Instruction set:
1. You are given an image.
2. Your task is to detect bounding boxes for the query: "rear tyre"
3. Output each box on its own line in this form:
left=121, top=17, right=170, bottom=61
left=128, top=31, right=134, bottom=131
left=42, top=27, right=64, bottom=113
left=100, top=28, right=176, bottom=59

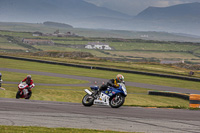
left=25, top=95, right=31, bottom=99
left=25, top=91, right=32, bottom=99
left=82, top=94, right=94, bottom=107
left=109, top=93, right=125, bottom=108
left=16, top=91, right=21, bottom=99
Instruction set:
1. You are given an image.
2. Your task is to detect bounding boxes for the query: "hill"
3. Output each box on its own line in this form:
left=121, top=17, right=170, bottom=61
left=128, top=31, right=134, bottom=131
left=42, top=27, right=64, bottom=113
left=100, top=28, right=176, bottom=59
left=136, top=2, right=200, bottom=21
left=43, top=21, right=73, bottom=28
left=0, top=0, right=130, bottom=26
left=1, top=22, right=200, bottom=42
left=133, top=2, right=200, bottom=36
left=0, top=1, right=200, bottom=36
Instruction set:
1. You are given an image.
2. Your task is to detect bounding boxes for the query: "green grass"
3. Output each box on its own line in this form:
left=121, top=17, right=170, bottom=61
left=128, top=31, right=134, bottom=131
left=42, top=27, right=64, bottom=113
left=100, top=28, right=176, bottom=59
left=109, top=42, right=199, bottom=51
left=0, top=125, right=131, bottom=133
left=0, top=84, right=189, bottom=108
left=0, top=85, right=85, bottom=103
left=0, top=36, right=27, bottom=50
left=0, top=23, right=198, bottom=133
left=126, top=94, right=188, bottom=108
left=1, top=71, right=88, bottom=84
left=108, top=51, right=199, bottom=60
left=1, top=22, right=200, bottom=43
left=1, top=58, right=200, bottom=90
left=28, top=55, right=199, bottom=77
left=35, top=38, right=200, bottom=62
left=0, top=56, right=197, bottom=109
left=1, top=30, right=200, bottom=63
left=54, top=40, right=89, bottom=45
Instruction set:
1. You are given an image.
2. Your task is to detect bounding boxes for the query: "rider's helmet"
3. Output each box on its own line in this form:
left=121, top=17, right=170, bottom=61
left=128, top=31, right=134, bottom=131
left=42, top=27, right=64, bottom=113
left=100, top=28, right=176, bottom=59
left=27, top=75, right=31, bottom=79
left=116, top=74, right=124, bottom=83
left=26, top=75, right=31, bottom=84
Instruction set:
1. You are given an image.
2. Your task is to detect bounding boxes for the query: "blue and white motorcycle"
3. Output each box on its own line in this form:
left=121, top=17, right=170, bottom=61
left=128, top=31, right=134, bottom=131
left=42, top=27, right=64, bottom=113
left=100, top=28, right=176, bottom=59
left=82, top=83, right=127, bottom=108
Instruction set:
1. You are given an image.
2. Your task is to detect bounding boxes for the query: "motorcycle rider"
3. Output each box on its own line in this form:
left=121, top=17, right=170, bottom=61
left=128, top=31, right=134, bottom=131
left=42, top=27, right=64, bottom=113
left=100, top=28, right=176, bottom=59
left=97, top=74, right=125, bottom=94
left=21, top=75, right=35, bottom=99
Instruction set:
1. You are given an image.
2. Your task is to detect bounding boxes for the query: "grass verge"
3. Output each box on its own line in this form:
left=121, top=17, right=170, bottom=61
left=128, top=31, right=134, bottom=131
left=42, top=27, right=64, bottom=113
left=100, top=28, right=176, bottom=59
left=1, top=71, right=88, bottom=84
left=1, top=58, right=200, bottom=91
left=0, top=57, right=194, bottom=109
left=1, top=85, right=190, bottom=108
left=0, top=125, right=132, bottom=133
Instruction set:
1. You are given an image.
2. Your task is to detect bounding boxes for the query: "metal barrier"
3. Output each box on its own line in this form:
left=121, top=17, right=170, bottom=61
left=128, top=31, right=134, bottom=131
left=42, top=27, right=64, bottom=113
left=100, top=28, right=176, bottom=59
left=148, top=90, right=190, bottom=100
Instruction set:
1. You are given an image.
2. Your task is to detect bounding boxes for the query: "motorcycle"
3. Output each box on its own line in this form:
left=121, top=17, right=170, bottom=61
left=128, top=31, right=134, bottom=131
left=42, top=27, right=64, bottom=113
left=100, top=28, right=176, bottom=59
left=16, top=82, right=34, bottom=99
left=82, top=83, right=127, bottom=108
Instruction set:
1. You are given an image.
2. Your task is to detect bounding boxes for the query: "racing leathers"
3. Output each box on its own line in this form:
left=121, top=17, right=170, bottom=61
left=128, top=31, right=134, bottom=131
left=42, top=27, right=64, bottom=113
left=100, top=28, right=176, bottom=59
left=99, top=79, right=120, bottom=92
left=21, top=77, right=34, bottom=99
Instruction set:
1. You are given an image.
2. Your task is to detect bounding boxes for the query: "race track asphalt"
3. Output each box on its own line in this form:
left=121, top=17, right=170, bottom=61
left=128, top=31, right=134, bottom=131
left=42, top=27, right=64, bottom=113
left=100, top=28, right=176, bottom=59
left=0, top=68, right=200, bottom=133
left=0, top=98, right=200, bottom=133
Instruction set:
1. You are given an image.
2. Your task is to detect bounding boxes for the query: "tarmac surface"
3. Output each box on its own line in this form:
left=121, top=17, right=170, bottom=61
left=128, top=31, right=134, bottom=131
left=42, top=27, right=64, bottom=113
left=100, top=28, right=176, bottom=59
left=0, top=98, right=200, bottom=133
left=0, top=68, right=200, bottom=132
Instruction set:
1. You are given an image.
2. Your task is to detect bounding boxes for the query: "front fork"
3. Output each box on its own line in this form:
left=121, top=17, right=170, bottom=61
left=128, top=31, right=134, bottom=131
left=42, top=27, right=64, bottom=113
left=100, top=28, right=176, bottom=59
left=113, top=94, right=120, bottom=102
left=20, top=91, right=23, bottom=95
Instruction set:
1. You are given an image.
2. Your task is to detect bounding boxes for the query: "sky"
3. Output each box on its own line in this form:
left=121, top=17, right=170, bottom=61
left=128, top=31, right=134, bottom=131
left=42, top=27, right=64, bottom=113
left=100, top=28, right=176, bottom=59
left=84, top=0, right=200, bottom=16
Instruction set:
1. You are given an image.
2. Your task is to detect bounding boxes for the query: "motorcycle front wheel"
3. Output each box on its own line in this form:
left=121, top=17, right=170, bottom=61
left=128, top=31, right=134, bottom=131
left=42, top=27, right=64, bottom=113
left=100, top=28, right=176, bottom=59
left=16, top=91, right=21, bottom=99
left=82, top=94, right=94, bottom=106
left=109, top=93, right=125, bottom=108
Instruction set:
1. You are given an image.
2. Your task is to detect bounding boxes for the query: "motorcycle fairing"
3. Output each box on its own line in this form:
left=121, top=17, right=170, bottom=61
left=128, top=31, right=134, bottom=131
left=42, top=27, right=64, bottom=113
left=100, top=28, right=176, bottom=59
left=90, top=86, right=99, bottom=91
left=102, top=87, right=122, bottom=97
left=23, top=89, right=29, bottom=96
left=94, top=92, right=110, bottom=106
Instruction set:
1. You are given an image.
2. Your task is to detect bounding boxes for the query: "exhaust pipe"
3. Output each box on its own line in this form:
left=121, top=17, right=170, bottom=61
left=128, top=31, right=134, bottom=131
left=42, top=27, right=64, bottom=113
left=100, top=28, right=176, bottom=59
left=84, top=89, right=92, bottom=95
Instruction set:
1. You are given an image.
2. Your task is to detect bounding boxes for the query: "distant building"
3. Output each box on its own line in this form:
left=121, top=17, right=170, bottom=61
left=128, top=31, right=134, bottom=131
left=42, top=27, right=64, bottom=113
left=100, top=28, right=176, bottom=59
left=160, top=60, right=184, bottom=64
left=22, top=39, right=54, bottom=45
left=32, top=32, right=43, bottom=36
left=140, top=35, right=149, bottom=38
left=39, top=30, right=78, bottom=37
left=85, top=41, right=112, bottom=50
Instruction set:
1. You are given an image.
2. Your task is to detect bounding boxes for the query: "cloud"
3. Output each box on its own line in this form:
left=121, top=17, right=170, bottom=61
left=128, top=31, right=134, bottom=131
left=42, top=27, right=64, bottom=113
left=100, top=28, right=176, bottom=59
left=84, top=0, right=200, bottom=16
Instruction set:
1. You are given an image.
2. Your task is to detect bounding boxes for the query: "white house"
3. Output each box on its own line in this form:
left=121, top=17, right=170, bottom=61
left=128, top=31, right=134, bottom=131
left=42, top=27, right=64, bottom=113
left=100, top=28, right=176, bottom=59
left=85, top=45, right=93, bottom=49
left=85, top=42, right=112, bottom=50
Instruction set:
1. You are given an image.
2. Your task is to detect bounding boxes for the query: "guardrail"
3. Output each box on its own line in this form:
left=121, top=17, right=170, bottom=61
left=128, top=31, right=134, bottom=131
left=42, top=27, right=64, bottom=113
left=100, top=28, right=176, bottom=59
left=148, top=90, right=190, bottom=100
left=148, top=91, right=200, bottom=108
left=0, top=55, right=200, bottom=82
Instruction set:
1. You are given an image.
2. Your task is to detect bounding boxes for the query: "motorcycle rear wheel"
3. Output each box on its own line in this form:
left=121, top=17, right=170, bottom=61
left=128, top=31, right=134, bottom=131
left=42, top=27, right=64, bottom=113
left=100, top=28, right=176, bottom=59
left=82, top=94, right=94, bottom=106
left=109, top=93, right=125, bottom=108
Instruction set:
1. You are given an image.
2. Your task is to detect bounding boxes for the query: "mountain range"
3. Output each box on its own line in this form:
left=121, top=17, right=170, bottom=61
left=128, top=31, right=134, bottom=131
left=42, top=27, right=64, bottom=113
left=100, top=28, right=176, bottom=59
left=0, top=0, right=200, bottom=36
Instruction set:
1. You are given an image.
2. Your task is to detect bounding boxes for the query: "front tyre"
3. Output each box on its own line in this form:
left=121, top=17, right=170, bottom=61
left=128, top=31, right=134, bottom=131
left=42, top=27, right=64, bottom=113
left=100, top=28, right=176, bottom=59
left=16, top=91, right=21, bottom=99
left=109, top=93, right=125, bottom=108
left=82, top=94, right=94, bottom=107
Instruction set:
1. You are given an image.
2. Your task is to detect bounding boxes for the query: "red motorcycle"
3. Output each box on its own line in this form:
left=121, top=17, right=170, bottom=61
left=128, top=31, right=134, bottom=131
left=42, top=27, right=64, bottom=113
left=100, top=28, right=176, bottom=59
left=16, top=82, right=33, bottom=99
